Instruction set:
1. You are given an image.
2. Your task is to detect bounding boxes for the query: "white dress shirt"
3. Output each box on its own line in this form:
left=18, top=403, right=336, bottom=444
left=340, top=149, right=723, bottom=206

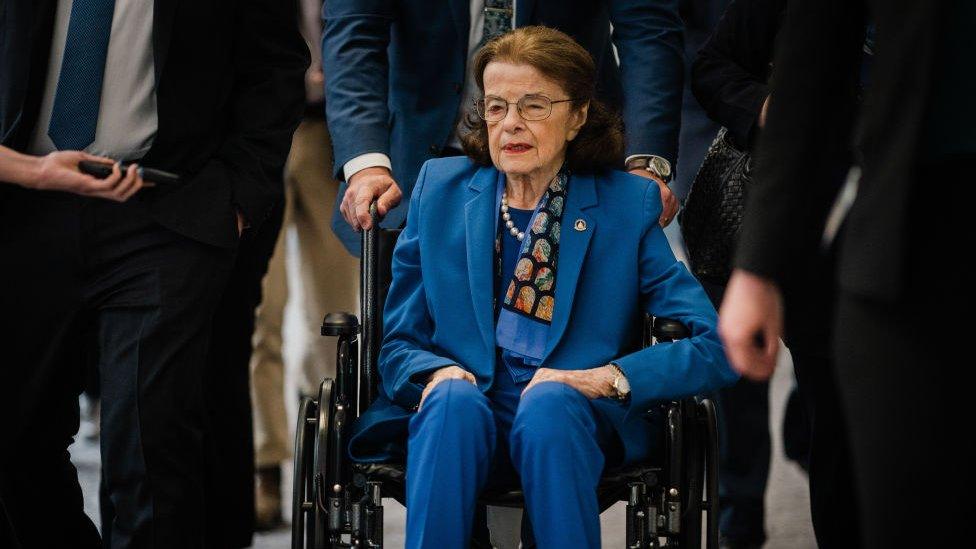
left=29, top=0, right=158, bottom=161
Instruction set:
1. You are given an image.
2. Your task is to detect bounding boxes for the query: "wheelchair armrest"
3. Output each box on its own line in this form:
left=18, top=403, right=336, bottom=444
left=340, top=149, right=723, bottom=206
left=652, top=317, right=690, bottom=342
left=320, top=312, right=362, bottom=417
left=322, top=311, right=360, bottom=337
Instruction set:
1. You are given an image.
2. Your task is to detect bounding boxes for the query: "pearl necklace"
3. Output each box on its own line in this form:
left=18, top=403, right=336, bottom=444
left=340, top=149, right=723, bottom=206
left=500, top=192, right=526, bottom=241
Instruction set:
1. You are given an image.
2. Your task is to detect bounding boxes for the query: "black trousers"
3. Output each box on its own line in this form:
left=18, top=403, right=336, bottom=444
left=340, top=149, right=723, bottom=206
left=202, top=201, right=283, bottom=549
left=833, top=157, right=970, bottom=547
left=98, top=202, right=284, bottom=549
left=780, top=249, right=860, bottom=549
left=0, top=188, right=234, bottom=548
left=834, top=294, right=967, bottom=547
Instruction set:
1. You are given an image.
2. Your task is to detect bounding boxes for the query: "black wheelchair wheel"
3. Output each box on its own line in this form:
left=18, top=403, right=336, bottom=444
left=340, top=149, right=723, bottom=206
left=292, top=397, right=317, bottom=549
left=312, top=379, right=336, bottom=549
left=678, top=399, right=705, bottom=548
left=701, top=398, right=720, bottom=549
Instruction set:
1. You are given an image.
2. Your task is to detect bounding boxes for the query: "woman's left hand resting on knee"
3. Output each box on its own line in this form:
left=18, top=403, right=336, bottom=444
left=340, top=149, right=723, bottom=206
left=419, top=365, right=477, bottom=410
left=523, top=367, right=616, bottom=399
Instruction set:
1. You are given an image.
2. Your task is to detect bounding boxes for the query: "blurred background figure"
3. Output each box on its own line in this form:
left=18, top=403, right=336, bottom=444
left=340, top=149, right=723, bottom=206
left=248, top=0, right=360, bottom=531
left=682, top=1, right=830, bottom=547
left=720, top=0, right=973, bottom=546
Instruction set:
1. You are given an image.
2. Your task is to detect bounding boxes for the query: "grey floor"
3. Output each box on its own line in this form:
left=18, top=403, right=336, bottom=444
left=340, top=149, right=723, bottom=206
left=71, top=224, right=817, bottom=548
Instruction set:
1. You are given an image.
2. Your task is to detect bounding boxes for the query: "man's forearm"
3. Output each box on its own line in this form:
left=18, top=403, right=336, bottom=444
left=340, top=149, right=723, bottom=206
left=0, top=145, right=39, bottom=186
left=322, top=1, right=395, bottom=181
left=610, top=0, right=684, bottom=163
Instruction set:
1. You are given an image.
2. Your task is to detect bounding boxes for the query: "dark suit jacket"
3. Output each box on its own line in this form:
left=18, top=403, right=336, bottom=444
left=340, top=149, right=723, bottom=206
left=734, top=0, right=942, bottom=301
left=0, top=0, right=310, bottom=249
left=691, top=0, right=785, bottom=149
left=322, top=0, right=685, bottom=252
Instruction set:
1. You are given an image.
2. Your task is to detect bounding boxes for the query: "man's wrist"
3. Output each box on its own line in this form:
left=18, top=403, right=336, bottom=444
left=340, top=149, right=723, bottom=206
left=628, top=168, right=665, bottom=186
left=8, top=151, right=42, bottom=188
left=625, top=154, right=672, bottom=184
left=349, top=166, right=392, bottom=184
left=344, top=152, right=392, bottom=181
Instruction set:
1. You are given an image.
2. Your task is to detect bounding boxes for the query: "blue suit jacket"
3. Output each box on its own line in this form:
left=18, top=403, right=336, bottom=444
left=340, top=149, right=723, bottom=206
left=348, top=157, right=737, bottom=464
left=323, top=0, right=685, bottom=254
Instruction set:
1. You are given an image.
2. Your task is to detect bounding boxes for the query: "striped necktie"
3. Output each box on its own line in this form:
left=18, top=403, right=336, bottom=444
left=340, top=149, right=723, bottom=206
left=48, top=0, right=117, bottom=151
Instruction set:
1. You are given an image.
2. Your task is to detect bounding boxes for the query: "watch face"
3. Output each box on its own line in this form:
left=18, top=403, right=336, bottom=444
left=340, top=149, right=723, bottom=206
left=650, top=156, right=671, bottom=178
left=618, top=376, right=631, bottom=395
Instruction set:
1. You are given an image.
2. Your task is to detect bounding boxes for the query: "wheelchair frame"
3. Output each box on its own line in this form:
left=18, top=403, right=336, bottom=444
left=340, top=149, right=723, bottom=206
left=292, top=207, right=720, bottom=548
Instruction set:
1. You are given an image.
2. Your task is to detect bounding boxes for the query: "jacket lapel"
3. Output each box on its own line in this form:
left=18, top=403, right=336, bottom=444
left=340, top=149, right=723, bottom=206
left=464, top=166, right=500, bottom=354
left=543, top=173, right=597, bottom=360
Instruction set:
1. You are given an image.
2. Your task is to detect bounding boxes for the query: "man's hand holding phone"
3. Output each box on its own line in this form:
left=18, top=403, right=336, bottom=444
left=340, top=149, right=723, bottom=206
left=0, top=145, right=144, bottom=202
left=36, top=151, right=145, bottom=202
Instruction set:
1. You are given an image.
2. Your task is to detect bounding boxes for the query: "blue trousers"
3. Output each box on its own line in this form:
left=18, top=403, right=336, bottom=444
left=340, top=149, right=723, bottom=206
left=405, top=372, right=620, bottom=548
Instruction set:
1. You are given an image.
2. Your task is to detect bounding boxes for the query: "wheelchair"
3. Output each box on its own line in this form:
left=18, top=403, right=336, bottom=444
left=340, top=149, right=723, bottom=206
left=292, top=206, right=720, bottom=548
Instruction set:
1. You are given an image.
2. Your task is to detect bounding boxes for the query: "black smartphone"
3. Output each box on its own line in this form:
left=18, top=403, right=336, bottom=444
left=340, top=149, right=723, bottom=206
left=79, top=160, right=181, bottom=187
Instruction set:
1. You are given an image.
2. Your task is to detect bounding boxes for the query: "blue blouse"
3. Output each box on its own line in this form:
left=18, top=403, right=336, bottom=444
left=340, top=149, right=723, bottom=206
left=495, top=206, right=537, bottom=384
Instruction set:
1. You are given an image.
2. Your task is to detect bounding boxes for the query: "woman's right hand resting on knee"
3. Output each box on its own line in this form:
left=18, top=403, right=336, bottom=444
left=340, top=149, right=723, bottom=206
left=419, top=365, right=476, bottom=410
left=1, top=146, right=145, bottom=202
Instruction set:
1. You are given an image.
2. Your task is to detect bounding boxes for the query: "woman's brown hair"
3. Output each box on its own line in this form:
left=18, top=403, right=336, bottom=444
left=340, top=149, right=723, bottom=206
left=458, top=26, right=624, bottom=172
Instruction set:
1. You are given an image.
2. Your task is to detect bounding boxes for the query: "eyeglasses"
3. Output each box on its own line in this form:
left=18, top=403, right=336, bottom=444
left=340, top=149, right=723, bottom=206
left=475, top=94, right=579, bottom=122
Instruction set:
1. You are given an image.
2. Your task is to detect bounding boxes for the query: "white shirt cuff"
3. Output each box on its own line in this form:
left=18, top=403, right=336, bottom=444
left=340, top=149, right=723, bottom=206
left=343, top=153, right=392, bottom=181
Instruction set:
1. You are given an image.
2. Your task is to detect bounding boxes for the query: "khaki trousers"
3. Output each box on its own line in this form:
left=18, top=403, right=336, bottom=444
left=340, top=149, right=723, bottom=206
left=250, top=119, right=359, bottom=467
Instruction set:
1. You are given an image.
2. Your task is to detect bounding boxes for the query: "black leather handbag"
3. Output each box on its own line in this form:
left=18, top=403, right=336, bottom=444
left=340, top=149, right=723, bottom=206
left=679, top=128, right=751, bottom=284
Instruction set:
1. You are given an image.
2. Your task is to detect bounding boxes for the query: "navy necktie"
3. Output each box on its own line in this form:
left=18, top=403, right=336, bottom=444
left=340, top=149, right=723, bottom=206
left=48, top=0, right=117, bottom=151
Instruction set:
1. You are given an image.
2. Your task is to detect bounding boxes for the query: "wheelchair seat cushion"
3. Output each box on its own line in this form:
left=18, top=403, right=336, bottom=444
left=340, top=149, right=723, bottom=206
left=355, top=461, right=663, bottom=509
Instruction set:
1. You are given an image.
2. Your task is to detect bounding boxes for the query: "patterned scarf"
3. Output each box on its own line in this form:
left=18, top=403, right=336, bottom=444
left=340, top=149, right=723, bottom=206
left=495, top=169, right=568, bottom=366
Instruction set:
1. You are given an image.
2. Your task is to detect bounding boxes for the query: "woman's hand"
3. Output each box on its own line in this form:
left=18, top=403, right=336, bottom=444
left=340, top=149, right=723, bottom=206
left=418, top=365, right=476, bottom=410
left=522, top=366, right=616, bottom=399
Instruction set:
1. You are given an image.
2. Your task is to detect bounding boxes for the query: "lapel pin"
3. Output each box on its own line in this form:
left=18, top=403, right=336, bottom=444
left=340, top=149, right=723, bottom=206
left=574, top=219, right=587, bottom=232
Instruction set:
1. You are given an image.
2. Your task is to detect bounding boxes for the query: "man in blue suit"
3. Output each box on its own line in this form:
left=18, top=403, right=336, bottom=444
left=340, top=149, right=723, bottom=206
left=323, top=0, right=685, bottom=253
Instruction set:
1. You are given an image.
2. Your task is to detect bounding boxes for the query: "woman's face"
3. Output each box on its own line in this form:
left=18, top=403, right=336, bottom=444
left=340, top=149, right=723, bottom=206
left=482, top=61, right=588, bottom=182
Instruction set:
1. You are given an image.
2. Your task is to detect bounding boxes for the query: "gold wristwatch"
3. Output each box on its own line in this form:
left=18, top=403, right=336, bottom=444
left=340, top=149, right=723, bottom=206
left=609, top=363, right=631, bottom=402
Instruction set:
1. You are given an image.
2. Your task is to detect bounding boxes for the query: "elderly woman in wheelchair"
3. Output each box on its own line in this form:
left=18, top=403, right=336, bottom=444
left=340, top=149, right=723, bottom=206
left=345, top=27, right=737, bottom=548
